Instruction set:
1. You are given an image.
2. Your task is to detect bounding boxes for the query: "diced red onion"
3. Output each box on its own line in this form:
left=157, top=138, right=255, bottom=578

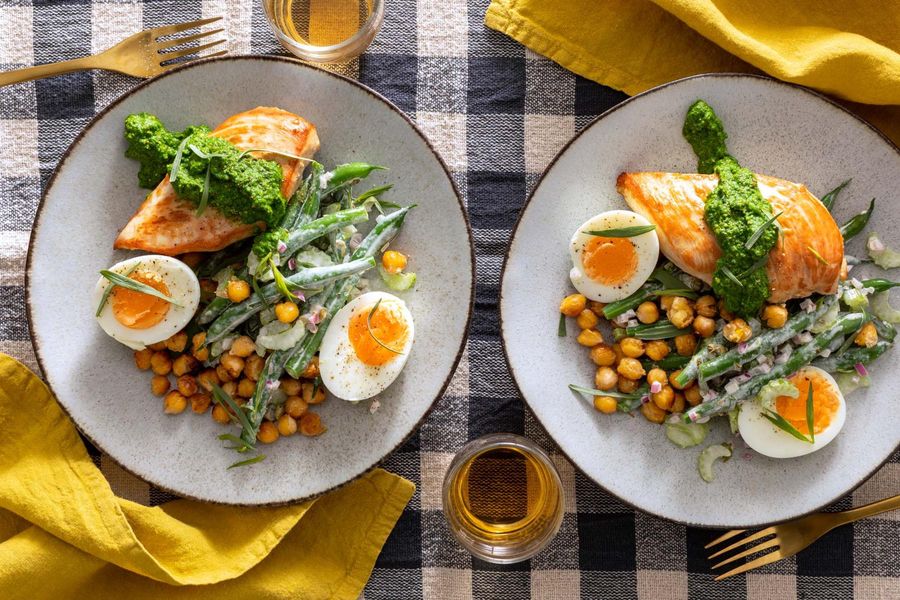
left=819, top=348, right=832, bottom=358
left=640, top=395, right=650, bottom=405
left=626, top=318, right=640, bottom=328
left=612, top=310, right=636, bottom=327
left=737, top=342, right=749, bottom=354
left=800, top=298, right=816, bottom=313
left=265, top=380, right=281, bottom=391
left=287, top=257, right=297, bottom=270
left=775, top=346, right=793, bottom=364
left=701, top=389, right=718, bottom=402
left=349, top=233, right=363, bottom=250
left=850, top=277, right=864, bottom=291
left=792, top=331, right=813, bottom=345
left=305, top=321, right=318, bottom=334
left=724, top=379, right=741, bottom=394
left=868, top=236, right=885, bottom=253
left=276, top=241, right=287, bottom=254
left=665, top=413, right=682, bottom=424
left=293, top=290, right=305, bottom=302
left=743, top=452, right=753, bottom=460
left=855, top=363, right=869, bottom=377
left=650, top=381, right=662, bottom=393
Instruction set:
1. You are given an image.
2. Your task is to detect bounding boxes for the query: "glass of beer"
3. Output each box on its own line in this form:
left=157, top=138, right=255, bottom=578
left=442, top=433, right=565, bottom=563
left=262, top=0, right=384, bottom=63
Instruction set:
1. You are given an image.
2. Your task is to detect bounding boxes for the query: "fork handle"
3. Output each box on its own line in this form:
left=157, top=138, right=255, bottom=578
left=0, top=56, right=101, bottom=87
left=830, top=494, right=900, bottom=527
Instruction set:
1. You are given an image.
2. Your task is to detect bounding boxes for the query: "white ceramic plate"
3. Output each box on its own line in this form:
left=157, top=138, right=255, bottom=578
left=28, top=56, right=473, bottom=505
left=501, top=74, right=900, bottom=528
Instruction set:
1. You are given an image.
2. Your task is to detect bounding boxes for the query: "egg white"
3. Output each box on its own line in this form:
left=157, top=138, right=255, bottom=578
left=738, top=366, right=846, bottom=458
left=569, top=210, right=659, bottom=302
left=318, top=291, right=414, bottom=402
left=93, top=255, right=200, bottom=350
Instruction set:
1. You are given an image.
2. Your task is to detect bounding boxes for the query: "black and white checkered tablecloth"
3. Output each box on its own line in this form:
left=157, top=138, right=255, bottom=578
left=1, top=1, right=897, bottom=598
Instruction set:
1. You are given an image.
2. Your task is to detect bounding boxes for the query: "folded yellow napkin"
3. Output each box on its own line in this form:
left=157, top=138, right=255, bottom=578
left=0, top=354, right=414, bottom=599
left=486, top=0, right=900, bottom=145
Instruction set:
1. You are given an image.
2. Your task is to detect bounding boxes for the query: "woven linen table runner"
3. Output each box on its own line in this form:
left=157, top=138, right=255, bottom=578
left=0, top=1, right=897, bottom=598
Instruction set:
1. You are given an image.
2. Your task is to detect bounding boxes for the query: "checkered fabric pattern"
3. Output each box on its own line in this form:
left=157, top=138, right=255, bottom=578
left=1, top=1, right=898, bottom=598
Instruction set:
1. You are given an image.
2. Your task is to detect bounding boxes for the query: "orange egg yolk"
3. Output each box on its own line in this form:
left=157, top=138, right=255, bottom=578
left=581, top=236, right=638, bottom=286
left=348, top=302, right=409, bottom=366
left=774, top=373, right=839, bottom=436
left=110, top=270, right=171, bottom=330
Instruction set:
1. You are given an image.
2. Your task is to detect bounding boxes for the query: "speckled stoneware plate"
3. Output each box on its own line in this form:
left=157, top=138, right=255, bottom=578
left=501, top=74, right=900, bottom=528
left=27, top=56, right=473, bottom=505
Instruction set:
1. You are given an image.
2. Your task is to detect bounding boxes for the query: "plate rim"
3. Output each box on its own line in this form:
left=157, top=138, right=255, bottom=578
left=25, top=54, right=475, bottom=506
left=498, top=72, right=900, bottom=529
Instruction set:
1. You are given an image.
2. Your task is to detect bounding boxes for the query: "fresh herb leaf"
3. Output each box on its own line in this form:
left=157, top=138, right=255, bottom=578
left=355, top=184, right=393, bottom=204
left=739, top=254, right=769, bottom=278
left=568, top=383, right=643, bottom=400
left=585, top=224, right=656, bottom=238
left=719, top=264, right=743, bottom=288
left=745, top=210, right=783, bottom=250
left=762, top=409, right=813, bottom=443
left=821, top=178, right=851, bottom=212
left=269, top=257, right=296, bottom=302
left=196, top=160, right=212, bottom=216
left=98, top=270, right=182, bottom=307
left=807, top=245, right=829, bottom=266
left=649, top=288, right=699, bottom=299
left=651, top=266, right=688, bottom=291
left=840, top=198, right=875, bottom=241
left=236, top=147, right=315, bottom=163
left=188, top=144, right=227, bottom=161
left=227, top=454, right=266, bottom=469
left=210, top=383, right=255, bottom=436
left=558, top=312, right=567, bottom=337
left=96, top=264, right=138, bottom=316
left=169, top=136, right=191, bottom=182
left=805, top=380, right=815, bottom=444
left=367, top=298, right=404, bottom=355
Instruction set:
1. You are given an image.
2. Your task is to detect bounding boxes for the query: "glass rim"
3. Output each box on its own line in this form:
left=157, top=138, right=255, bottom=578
left=262, top=0, right=385, bottom=63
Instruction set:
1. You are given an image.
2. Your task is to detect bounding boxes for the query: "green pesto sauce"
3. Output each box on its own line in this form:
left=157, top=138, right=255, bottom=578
left=683, top=100, right=776, bottom=316
left=123, top=113, right=286, bottom=228
left=252, top=227, right=288, bottom=259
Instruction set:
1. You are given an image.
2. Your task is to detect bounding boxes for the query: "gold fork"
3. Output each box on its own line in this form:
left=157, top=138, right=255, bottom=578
left=0, top=17, right=226, bottom=87
left=706, top=493, right=900, bottom=580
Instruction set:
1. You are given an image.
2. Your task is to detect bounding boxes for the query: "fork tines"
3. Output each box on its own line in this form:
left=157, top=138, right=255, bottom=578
left=152, top=17, right=228, bottom=67
left=705, top=527, right=784, bottom=580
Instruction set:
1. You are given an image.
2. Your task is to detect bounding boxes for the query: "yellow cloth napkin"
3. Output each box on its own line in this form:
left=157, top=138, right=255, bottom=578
left=485, top=0, right=900, bottom=145
left=0, top=354, right=414, bottom=599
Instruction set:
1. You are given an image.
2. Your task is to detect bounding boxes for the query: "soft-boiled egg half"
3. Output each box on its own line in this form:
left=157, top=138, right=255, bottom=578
left=93, top=255, right=200, bottom=350
left=569, top=210, right=659, bottom=302
left=738, top=366, right=846, bottom=458
left=319, top=291, right=414, bottom=401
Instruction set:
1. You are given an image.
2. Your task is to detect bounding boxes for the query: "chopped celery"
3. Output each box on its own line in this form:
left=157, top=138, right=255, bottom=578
left=871, top=292, right=900, bottom=324
left=698, top=443, right=733, bottom=483
left=755, top=378, right=798, bottom=412
left=665, top=422, right=709, bottom=448
left=379, top=265, right=417, bottom=291
left=867, top=232, right=900, bottom=269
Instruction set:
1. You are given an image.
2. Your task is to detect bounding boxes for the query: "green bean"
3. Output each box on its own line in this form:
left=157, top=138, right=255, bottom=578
left=602, top=281, right=662, bottom=319
left=861, top=278, right=900, bottom=293
left=285, top=207, right=412, bottom=377
left=684, top=312, right=866, bottom=422
left=873, top=316, right=897, bottom=341
left=671, top=332, right=727, bottom=387
left=242, top=348, right=293, bottom=447
left=812, top=340, right=892, bottom=373
left=206, top=258, right=376, bottom=343
left=820, top=178, right=851, bottom=212
left=196, top=241, right=252, bottom=278
left=840, top=198, right=874, bottom=241
left=641, top=354, right=691, bottom=371
left=624, top=319, right=690, bottom=340
left=283, top=206, right=369, bottom=257
left=287, top=163, right=324, bottom=229
left=198, top=297, right=231, bottom=325
left=323, top=162, right=385, bottom=196
left=697, top=295, right=838, bottom=382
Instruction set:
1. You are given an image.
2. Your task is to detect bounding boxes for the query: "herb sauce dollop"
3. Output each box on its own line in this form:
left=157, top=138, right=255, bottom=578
left=682, top=100, right=777, bottom=316
left=124, top=113, right=286, bottom=228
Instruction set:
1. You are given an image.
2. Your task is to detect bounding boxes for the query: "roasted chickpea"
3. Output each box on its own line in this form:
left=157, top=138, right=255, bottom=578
left=620, top=337, right=645, bottom=358
left=299, top=356, right=320, bottom=379
left=302, top=382, right=326, bottom=405
left=237, top=378, right=256, bottom=398
left=150, top=375, right=170, bottom=396
left=718, top=299, right=735, bottom=321
left=576, top=329, right=604, bottom=347
left=190, top=393, right=211, bottom=414
left=220, top=353, right=245, bottom=379
left=226, top=279, right=251, bottom=303
left=647, top=368, right=667, bottom=386
left=229, top=335, right=256, bottom=358
left=134, top=348, right=153, bottom=370
left=165, top=331, right=188, bottom=353
left=669, top=370, right=688, bottom=391
left=667, top=296, right=694, bottom=329
left=616, top=357, right=645, bottom=380
left=163, top=391, right=187, bottom=414
left=636, top=301, right=660, bottom=324
left=211, top=404, right=231, bottom=424
left=150, top=351, right=172, bottom=376
left=684, top=385, right=702, bottom=406
left=612, top=342, right=625, bottom=365
left=257, top=421, right=280, bottom=444
left=593, top=396, right=618, bottom=414
left=281, top=378, right=302, bottom=396
left=660, top=295, right=676, bottom=311
left=576, top=309, right=600, bottom=330
left=177, top=375, right=198, bottom=397
left=618, top=377, right=639, bottom=393
left=299, top=412, right=326, bottom=436
left=277, top=414, right=299, bottom=437
left=590, top=343, right=617, bottom=367
left=216, top=364, right=234, bottom=384
left=559, top=294, right=587, bottom=317
left=588, top=301, right=606, bottom=316
left=192, top=332, right=209, bottom=362
left=196, top=368, right=220, bottom=391
left=693, top=315, right=716, bottom=338
left=695, top=295, right=717, bottom=318
left=640, top=401, right=667, bottom=424
left=644, top=340, right=670, bottom=362
left=285, top=395, right=309, bottom=418
left=652, top=385, right=675, bottom=411
left=147, top=341, right=167, bottom=351
left=762, top=304, right=789, bottom=329
left=221, top=380, right=238, bottom=397
left=674, top=333, right=698, bottom=357
left=179, top=252, right=204, bottom=268
left=671, top=392, right=686, bottom=413
left=382, top=250, right=408, bottom=274
left=723, top=318, right=753, bottom=343
left=855, top=322, right=878, bottom=348
left=172, top=353, right=199, bottom=376
left=594, top=366, right=619, bottom=391
left=244, top=354, right=265, bottom=381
